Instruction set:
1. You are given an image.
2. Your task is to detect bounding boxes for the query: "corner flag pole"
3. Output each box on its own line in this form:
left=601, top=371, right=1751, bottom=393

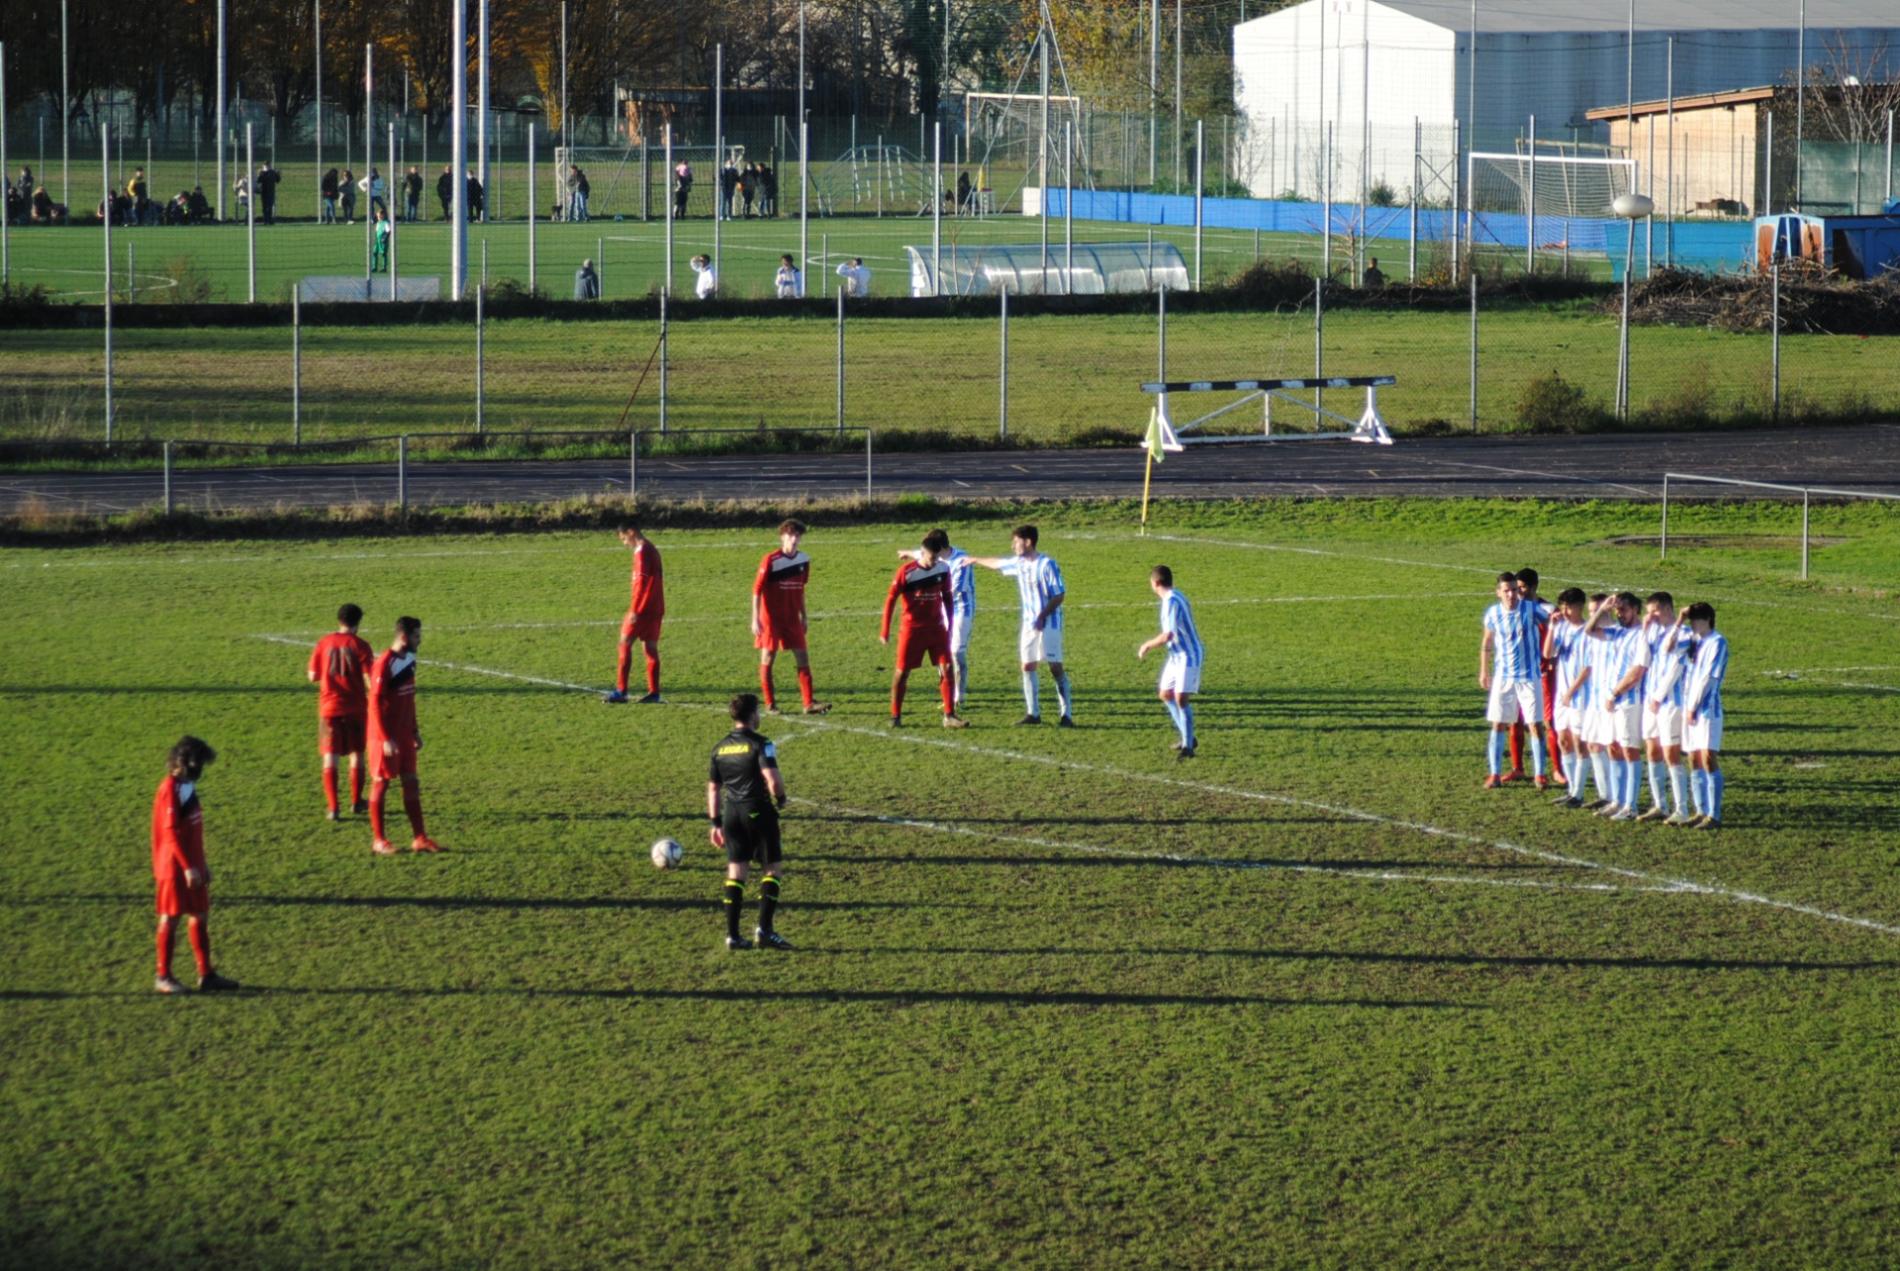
left=1139, top=442, right=1155, bottom=535
left=1139, top=399, right=1161, bottom=534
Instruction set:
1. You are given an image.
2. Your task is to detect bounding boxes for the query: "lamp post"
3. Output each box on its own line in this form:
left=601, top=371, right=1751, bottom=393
left=1613, top=192, right=1654, bottom=420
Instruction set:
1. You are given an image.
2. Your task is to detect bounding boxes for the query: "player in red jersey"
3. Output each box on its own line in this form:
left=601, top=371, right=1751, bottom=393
left=152, top=736, right=239, bottom=994
left=308, top=602, right=374, bottom=820
left=605, top=520, right=665, bottom=704
left=367, top=616, right=443, bottom=855
left=752, top=518, right=830, bottom=714
left=880, top=529, right=968, bottom=728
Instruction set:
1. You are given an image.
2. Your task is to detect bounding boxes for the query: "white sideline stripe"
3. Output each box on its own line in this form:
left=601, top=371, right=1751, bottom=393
left=1760, top=669, right=1900, bottom=693
left=1, top=540, right=759, bottom=570
left=247, top=635, right=1900, bottom=939
left=1408, top=458, right=1654, bottom=499
left=1084, top=531, right=1900, bottom=625
left=794, top=799, right=1688, bottom=897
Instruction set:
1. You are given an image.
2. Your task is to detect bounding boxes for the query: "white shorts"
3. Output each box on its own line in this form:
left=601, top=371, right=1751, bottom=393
left=1553, top=703, right=1581, bottom=737
left=1609, top=701, right=1643, bottom=749
left=1485, top=677, right=1543, bottom=725
left=1580, top=704, right=1613, bottom=748
left=1685, top=710, right=1724, bottom=753
left=949, top=609, right=973, bottom=655
left=1019, top=623, right=1064, bottom=665
left=1642, top=701, right=1683, bottom=748
left=1159, top=658, right=1201, bottom=696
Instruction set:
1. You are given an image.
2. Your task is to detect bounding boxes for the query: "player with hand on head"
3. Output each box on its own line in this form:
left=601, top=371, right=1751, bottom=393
left=367, top=616, right=443, bottom=856
left=152, top=736, right=238, bottom=994
left=752, top=519, right=829, bottom=715
left=1478, top=572, right=1547, bottom=789
left=1584, top=591, right=1649, bottom=820
left=1544, top=588, right=1594, bottom=808
left=1136, top=565, right=1203, bottom=758
left=1679, top=602, right=1729, bottom=829
left=1513, top=568, right=1560, bottom=785
left=880, top=530, right=967, bottom=728
left=965, top=525, right=1073, bottom=727
left=708, top=693, right=793, bottom=950
left=308, top=603, right=373, bottom=820
left=898, top=528, right=977, bottom=709
left=605, top=520, right=665, bottom=704
left=1638, top=591, right=1694, bottom=823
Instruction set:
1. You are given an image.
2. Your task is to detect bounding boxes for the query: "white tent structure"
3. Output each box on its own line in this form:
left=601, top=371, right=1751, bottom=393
left=904, top=242, right=1189, bottom=297
left=1233, top=0, right=1900, bottom=202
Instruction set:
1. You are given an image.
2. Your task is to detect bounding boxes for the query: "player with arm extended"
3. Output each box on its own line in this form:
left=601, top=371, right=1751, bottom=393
left=367, top=616, right=443, bottom=856
left=1136, top=565, right=1203, bottom=758
left=1681, top=602, right=1729, bottom=829
left=708, top=693, right=793, bottom=950
left=898, top=528, right=977, bottom=709
left=752, top=519, right=831, bottom=715
left=152, top=736, right=238, bottom=994
left=307, top=603, right=373, bottom=820
left=880, top=530, right=967, bottom=728
left=1584, top=591, right=1649, bottom=820
left=1544, top=588, right=1592, bottom=808
left=964, top=525, right=1073, bottom=726
left=1478, top=572, right=1547, bottom=789
left=605, top=520, right=665, bottom=704
left=1638, top=591, right=1693, bottom=824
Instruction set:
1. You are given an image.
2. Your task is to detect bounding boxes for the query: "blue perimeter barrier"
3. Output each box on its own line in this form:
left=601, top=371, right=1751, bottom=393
left=1043, top=188, right=1754, bottom=277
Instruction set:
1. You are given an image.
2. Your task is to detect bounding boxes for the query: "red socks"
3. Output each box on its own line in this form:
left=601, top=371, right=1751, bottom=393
left=350, top=762, right=363, bottom=806
left=370, top=780, right=389, bottom=840
left=156, top=918, right=174, bottom=979
left=797, top=668, right=815, bottom=711
left=186, top=918, right=211, bottom=977
left=939, top=671, right=956, bottom=716
left=322, top=766, right=339, bottom=814
left=401, top=782, right=427, bottom=837
left=1508, top=723, right=1525, bottom=773
left=644, top=651, right=660, bottom=695
left=891, top=677, right=907, bottom=719
left=759, top=664, right=776, bottom=710
left=616, top=642, right=633, bottom=695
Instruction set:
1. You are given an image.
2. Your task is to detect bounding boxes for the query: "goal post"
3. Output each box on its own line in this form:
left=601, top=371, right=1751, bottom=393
left=553, top=144, right=723, bottom=221
left=963, top=91, right=1089, bottom=215
left=1467, top=151, right=1637, bottom=262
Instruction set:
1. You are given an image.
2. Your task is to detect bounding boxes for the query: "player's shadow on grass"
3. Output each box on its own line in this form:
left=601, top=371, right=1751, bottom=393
left=803, top=947, right=1900, bottom=974
left=29, top=892, right=990, bottom=914
left=796, top=850, right=1565, bottom=873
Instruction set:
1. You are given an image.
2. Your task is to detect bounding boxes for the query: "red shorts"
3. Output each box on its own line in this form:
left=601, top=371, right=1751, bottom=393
left=897, top=629, right=951, bottom=672
left=371, top=741, right=419, bottom=781
left=620, top=610, right=663, bottom=643
left=319, top=713, right=367, bottom=755
left=155, top=869, right=209, bottom=917
left=756, top=624, right=806, bottom=653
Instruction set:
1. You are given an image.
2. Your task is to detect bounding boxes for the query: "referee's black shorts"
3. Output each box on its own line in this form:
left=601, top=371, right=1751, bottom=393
left=721, top=803, right=782, bottom=866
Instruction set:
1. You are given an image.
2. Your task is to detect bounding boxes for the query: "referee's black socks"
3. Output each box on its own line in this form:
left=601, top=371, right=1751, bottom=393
left=723, top=880, right=745, bottom=940
left=758, top=874, right=782, bottom=935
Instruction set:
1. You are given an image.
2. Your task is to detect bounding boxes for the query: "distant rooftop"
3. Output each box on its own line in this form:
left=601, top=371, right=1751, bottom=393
left=1265, top=0, right=1900, bottom=36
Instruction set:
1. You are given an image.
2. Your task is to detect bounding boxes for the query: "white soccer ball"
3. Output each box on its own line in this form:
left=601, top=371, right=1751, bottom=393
left=650, top=837, right=683, bottom=870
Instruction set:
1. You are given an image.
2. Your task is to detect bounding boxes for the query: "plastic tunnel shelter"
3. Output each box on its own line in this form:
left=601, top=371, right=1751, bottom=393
left=904, top=241, right=1190, bottom=297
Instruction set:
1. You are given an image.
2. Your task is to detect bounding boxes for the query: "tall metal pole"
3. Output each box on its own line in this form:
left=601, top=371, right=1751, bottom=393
left=292, top=283, right=302, bottom=444
left=101, top=125, right=112, bottom=442
left=476, top=244, right=485, bottom=432
left=314, top=1, right=323, bottom=219
left=477, top=0, right=490, bottom=220
left=1173, top=0, right=1183, bottom=187
left=1618, top=218, right=1633, bottom=419
left=713, top=43, right=723, bottom=280
left=61, top=0, right=70, bottom=204
left=1065, top=120, right=1075, bottom=292
left=1885, top=109, right=1894, bottom=206
left=663, top=123, right=674, bottom=296
left=1665, top=35, right=1674, bottom=267
left=799, top=5, right=809, bottom=287
left=1039, top=28, right=1050, bottom=289
left=1409, top=117, right=1420, bottom=281
left=364, top=44, right=374, bottom=280
left=998, top=289, right=1009, bottom=438
left=1766, top=110, right=1775, bottom=216
left=0, top=43, right=8, bottom=286
left=1192, top=119, right=1203, bottom=290
left=246, top=124, right=256, bottom=301
left=527, top=128, right=536, bottom=292
left=835, top=289, right=846, bottom=433
left=450, top=0, right=468, bottom=299
left=933, top=122, right=943, bottom=296
left=1795, top=0, right=1805, bottom=208
left=388, top=122, right=398, bottom=299
left=559, top=1, right=569, bottom=154
left=216, top=0, right=227, bottom=219
left=1526, top=114, right=1536, bottom=274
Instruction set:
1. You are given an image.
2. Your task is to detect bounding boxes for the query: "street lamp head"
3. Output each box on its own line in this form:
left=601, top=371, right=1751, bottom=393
left=1843, top=75, right=1862, bottom=87
left=1613, top=193, right=1655, bottom=219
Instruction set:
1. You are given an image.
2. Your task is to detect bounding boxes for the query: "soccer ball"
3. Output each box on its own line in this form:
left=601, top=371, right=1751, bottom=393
left=650, top=837, right=683, bottom=870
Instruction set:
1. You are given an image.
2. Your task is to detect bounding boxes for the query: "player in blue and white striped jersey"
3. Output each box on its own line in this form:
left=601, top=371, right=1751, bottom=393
left=902, top=532, right=980, bottom=709
left=1544, top=588, right=1595, bottom=807
left=1136, top=565, right=1203, bottom=758
left=1584, top=591, right=1650, bottom=819
left=1638, top=591, right=1694, bottom=823
left=966, top=525, right=1073, bottom=726
left=1479, top=572, right=1547, bottom=789
left=1680, top=602, right=1730, bottom=828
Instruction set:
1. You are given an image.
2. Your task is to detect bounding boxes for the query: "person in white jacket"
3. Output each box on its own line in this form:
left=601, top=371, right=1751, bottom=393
left=774, top=254, right=804, bottom=299
left=835, top=257, right=871, bottom=297
left=691, top=254, right=718, bottom=299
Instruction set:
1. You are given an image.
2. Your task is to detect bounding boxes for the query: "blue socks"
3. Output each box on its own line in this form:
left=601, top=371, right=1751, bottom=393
left=1054, top=673, right=1073, bottom=720
left=1488, top=730, right=1506, bottom=776
left=1179, top=703, right=1195, bottom=749
left=1709, top=768, right=1725, bottom=820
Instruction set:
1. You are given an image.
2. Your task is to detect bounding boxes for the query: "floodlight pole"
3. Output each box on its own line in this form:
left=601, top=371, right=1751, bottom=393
left=246, top=124, right=256, bottom=301
left=933, top=121, right=943, bottom=297
left=364, top=44, right=373, bottom=282
left=663, top=123, right=674, bottom=297
left=216, top=0, right=226, bottom=219
left=1618, top=220, right=1634, bottom=419
left=1795, top=0, right=1805, bottom=208
left=450, top=0, right=467, bottom=299
left=1193, top=119, right=1203, bottom=290
left=1, top=42, right=8, bottom=287
left=61, top=0, right=69, bottom=204
left=1148, top=0, right=1159, bottom=184
left=527, top=128, right=536, bottom=293
left=559, top=1, right=569, bottom=154
left=477, top=0, right=490, bottom=221
left=1173, top=0, right=1183, bottom=188
left=314, top=1, right=323, bottom=220
left=1040, top=28, right=1050, bottom=290
left=102, top=123, right=112, bottom=443
left=714, top=43, right=723, bottom=283
left=388, top=122, right=398, bottom=299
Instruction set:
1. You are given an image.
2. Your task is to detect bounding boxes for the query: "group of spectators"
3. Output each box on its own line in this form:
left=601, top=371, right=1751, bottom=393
left=717, top=159, right=778, bottom=219
left=6, top=166, right=67, bottom=225
left=573, top=253, right=873, bottom=302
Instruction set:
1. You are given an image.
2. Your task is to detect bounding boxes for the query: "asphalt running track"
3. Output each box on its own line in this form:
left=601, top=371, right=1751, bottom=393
left=5, top=425, right=1899, bottom=517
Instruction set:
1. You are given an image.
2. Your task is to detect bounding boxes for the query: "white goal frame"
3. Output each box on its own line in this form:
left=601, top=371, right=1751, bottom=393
left=1467, top=151, right=1637, bottom=261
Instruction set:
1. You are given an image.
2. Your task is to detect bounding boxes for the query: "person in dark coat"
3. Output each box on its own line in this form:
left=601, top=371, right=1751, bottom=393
left=575, top=258, right=601, bottom=300
left=436, top=165, right=455, bottom=220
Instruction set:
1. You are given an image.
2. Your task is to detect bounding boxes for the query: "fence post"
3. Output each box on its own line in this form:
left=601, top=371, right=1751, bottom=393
left=1468, top=272, right=1479, bottom=432
left=1659, top=475, right=1669, bottom=561
left=1193, top=119, right=1204, bottom=291
left=629, top=429, right=638, bottom=496
left=1313, top=277, right=1324, bottom=416
left=1801, top=489, right=1811, bottom=580
left=1771, top=255, right=1782, bottom=420
left=397, top=434, right=408, bottom=516
left=835, top=288, right=846, bottom=434
left=475, top=267, right=485, bottom=434
left=246, top=124, right=257, bottom=302
left=0, top=41, right=8, bottom=286
left=998, top=288, right=1009, bottom=440
left=658, top=292, right=669, bottom=434
left=865, top=428, right=873, bottom=502
left=292, top=282, right=302, bottom=445
left=163, top=440, right=173, bottom=515
left=102, top=124, right=114, bottom=444
left=527, top=128, right=536, bottom=294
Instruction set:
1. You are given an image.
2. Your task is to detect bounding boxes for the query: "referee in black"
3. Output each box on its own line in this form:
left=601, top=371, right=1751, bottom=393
left=708, top=693, right=793, bottom=951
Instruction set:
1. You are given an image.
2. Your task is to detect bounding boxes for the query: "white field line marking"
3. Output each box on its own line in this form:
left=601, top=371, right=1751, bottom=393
left=1085, top=531, right=1900, bottom=625
left=2, top=539, right=762, bottom=570
left=1405, top=457, right=1654, bottom=499
left=793, top=799, right=1688, bottom=897
left=247, top=635, right=1900, bottom=939
left=1761, top=669, right=1900, bottom=694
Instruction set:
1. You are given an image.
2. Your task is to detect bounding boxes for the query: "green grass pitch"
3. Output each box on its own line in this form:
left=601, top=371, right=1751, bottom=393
left=4, top=498, right=1898, bottom=1266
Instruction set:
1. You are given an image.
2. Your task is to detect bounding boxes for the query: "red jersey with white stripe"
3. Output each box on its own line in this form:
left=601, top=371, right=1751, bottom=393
left=754, top=549, right=811, bottom=635
left=367, top=648, right=420, bottom=752
left=881, top=559, right=952, bottom=642
left=628, top=539, right=665, bottom=619
left=309, top=632, right=373, bottom=718
left=151, top=776, right=207, bottom=879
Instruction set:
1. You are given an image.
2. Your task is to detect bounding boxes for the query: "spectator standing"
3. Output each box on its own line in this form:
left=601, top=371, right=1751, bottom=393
left=126, top=167, right=150, bottom=224
left=719, top=159, right=739, bottom=219
left=467, top=170, right=484, bottom=221
left=691, top=254, right=718, bottom=299
left=739, top=163, right=756, bottom=218
left=233, top=174, right=251, bottom=220
left=835, top=257, right=872, bottom=298
left=339, top=168, right=357, bottom=222
left=575, top=257, right=601, bottom=300
left=256, top=162, right=281, bottom=224
left=760, top=163, right=778, bottom=217
left=360, top=168, right=386, bottom=219
left=436, top=165, right=454, bottom=220
left=320, top=167, right=340, bottom=223
left=774, top=254, right=803, bottom=299
left=570, top=166, right=590, bottom=221
left=1363, top=257, right=1387, bottom=288
left=956, top=170, right=971, bottom=214
left=403, top=167, right=423, bottom=222
left=673, top=160, right=693, bottom=218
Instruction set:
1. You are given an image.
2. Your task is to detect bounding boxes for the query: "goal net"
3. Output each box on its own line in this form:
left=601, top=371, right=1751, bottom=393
left=963, top=92, right=1090, bottom=215
left=552, top=145, right=732, bottom=221
left=1467, top=151, right=1637, bottom=258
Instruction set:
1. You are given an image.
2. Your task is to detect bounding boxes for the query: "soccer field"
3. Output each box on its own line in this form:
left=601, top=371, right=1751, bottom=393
left=4, top=499, right=1898, bottom=1266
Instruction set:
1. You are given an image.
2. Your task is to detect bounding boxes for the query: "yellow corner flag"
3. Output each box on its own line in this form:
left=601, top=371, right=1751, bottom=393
left=1145, top=398, right=1184, bottom=463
